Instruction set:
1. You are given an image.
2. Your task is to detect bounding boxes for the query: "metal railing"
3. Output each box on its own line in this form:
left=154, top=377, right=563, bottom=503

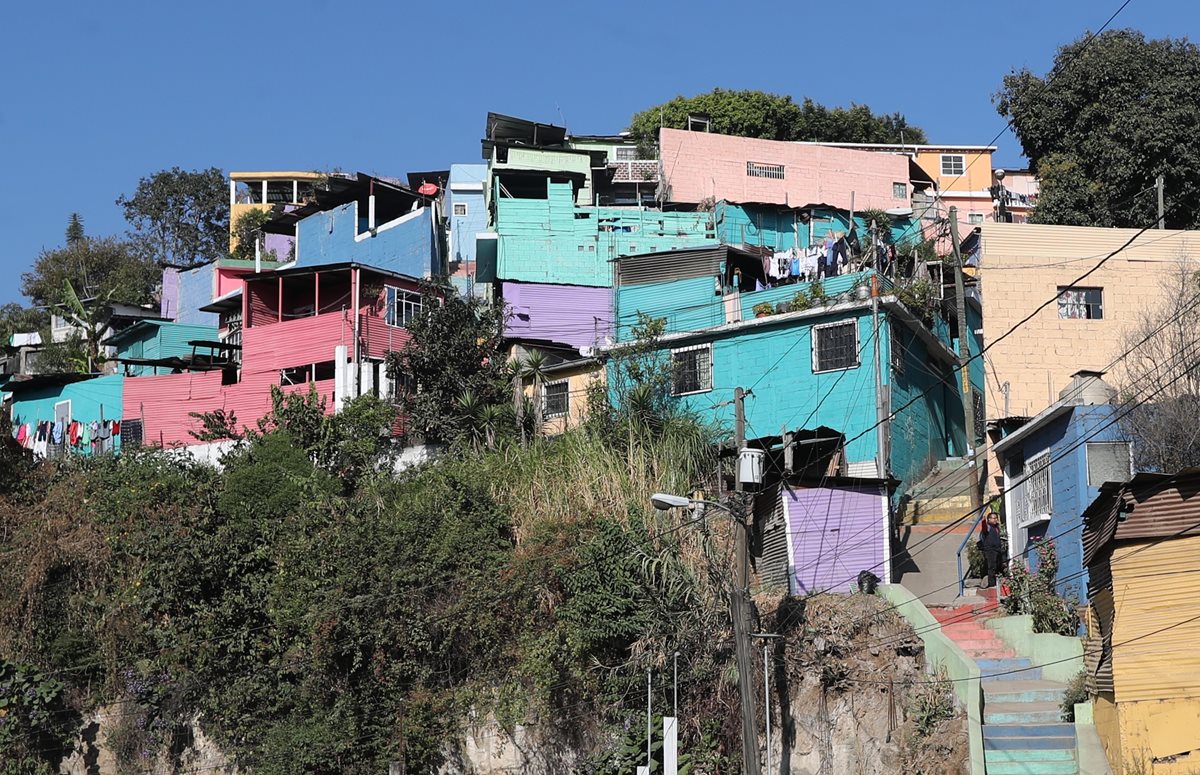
left=956, top=503, right=991, bottom=598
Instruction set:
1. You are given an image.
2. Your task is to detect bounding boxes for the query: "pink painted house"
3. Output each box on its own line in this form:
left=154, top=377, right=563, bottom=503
left=658, top=128, right=911, bottom=212
left=123, top=262, right=423, bottom=447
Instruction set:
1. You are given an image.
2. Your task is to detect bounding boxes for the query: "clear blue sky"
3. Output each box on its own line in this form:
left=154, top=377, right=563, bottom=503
left=0, top=0, right=1190, bottom=306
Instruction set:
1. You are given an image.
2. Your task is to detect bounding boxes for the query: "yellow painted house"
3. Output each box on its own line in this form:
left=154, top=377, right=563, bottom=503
left=509, top=343, right=604, bottom=435
left=1082, top=469, right=1200, bottom=774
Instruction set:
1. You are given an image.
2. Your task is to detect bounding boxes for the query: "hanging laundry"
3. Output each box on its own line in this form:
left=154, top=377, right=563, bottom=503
left=52, top=421, right=64, bottom=445
left=112, top=421, right=120, bottom=437
left=16, top=423, right=27, bottom=445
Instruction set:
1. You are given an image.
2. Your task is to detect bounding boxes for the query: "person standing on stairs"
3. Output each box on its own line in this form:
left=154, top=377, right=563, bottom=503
left=979, top=512, right=1004, bottom=589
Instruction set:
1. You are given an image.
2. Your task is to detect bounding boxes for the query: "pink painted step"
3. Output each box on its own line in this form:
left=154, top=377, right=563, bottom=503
left=931, top=599, right=1015, bottom=659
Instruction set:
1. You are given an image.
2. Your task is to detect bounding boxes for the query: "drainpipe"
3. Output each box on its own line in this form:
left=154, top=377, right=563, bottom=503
left=351, top=267, right=361, bottom=402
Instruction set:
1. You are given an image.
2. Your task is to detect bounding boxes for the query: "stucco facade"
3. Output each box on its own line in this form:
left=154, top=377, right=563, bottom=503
left=979, top=222, right=1200, bottom=421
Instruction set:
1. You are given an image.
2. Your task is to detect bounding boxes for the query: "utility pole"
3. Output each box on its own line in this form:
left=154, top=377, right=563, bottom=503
left=949, top=208, right=981, bottom=509
left=1157, top=174, right=1166, bottom=229
left=732, top=387, right=762, bottom=775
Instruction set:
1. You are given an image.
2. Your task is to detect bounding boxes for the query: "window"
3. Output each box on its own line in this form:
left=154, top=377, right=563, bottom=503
left=892, top=182, right=908, bottom=199
left=1023, top=452, right=1052, bottom=525
left=813, top=321, right=859, bottom=373
left=543, top=380, right=569, bottom=417
left=614, top=146, right=637, bottom=161
left=746, top=161, right=786, bottom=180
left=967, top=213, right=985, bottom=225
left=1058, top=287, right=1103, bottom=319
left=941, top=154, right=965, bottom=176
left=280, top=364, right=312, bottom=385
left=1087, top=442, right=1132, bottom=487
left=671, top=344, right=712, bottom=395
left=452, top=202, right=468, bottom=217
left=385, top=287, right=423, bottom=327
left=889, top=321, right=905, bottom=376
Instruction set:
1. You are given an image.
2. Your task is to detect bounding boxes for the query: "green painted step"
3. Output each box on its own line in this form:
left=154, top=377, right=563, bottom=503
left=984, top=701, right=1062, bottom=725
left=985, top=747, right=1076, bottom=762
left=983, top=679, right=1068, bottom=704
left=986, top=759, right=1078, bottom=775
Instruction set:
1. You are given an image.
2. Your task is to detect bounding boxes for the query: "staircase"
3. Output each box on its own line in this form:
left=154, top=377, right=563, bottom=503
left=895, top=458, right=978, bottom=606
left=932, top=593, right=1078, bottom=774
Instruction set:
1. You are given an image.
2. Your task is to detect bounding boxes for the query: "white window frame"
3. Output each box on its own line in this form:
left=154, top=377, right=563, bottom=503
left=812, top=320, right=860, bottom=374
left=967, top=212, right=985, bottom=225
left=385, top=287, right=423, bottom=328
left=1019, top=451, right=1052, bottom=529
left=53, top=399, right=71, bottom=425
left=892, top=181, right=907, bottom=199
left=543, top=380, right=570, bottom=418
left=670, top=343, right=713, bottom=396
left=614, top=146, right=638, bottom=162
left=452, top=202, right=469, bottom=217
left=941, top=154, right=965, bottom=177
left=746, top=161, right=786, bottom=180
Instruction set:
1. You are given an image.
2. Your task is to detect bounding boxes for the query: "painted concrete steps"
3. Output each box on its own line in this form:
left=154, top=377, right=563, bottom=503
left=986, top=747, right=1075, bottom=762
left=985, top=759, right=1077, bottom=775
left=984, top=680, right=1070, bottom=705
left=984, top=734, right=1077, bottom=751
left=977, top=657, right=1044, bottom=682
left=983, top=723, right=1075, bottom=739
left=984, top=701, right=1063, bottom=725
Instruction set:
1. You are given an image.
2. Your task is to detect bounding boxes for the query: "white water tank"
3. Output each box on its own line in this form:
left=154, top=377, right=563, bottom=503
left=738, top=447, right=765, bottom=485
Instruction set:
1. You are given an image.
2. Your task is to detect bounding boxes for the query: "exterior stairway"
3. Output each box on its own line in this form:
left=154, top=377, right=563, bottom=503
left=895, top=457, right=979, bottom=606
left=932, top=591, right=1078, bottom=775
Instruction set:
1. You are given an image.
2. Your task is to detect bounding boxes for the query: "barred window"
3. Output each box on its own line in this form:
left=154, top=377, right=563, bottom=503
left=1025, top=452, right=1052, bottom=521
left=671, top=344, right=712, bottom=395
left=386, top=287, right=423, bottom=327
left=544, top=381, right=569, bottom=417
left=746, top=161, right=786, bottom=179
left=813, top=321, right=859, bottom=373
left=1058, top=287, right=1103, bottom=319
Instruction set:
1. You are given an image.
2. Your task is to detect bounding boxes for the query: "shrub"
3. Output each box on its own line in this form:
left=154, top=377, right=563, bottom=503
left=1060, top=670, right=1088, bottom=721
left=1001, top=540, right=1079, bottom=635
left=907, top=668, right=955, bottom=738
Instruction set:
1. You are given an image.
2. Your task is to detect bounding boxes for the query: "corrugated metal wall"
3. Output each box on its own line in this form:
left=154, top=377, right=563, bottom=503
left=501, top=281, right=613, bottom=349
left=784, top=483, right=885, bottom=594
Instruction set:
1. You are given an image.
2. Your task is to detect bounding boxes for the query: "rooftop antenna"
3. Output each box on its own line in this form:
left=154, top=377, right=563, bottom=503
left=556, top=103, right=567, bottom=133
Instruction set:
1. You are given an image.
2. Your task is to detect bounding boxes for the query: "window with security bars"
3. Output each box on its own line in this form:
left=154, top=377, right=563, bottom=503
left=121, top=419, right=143, bottom=449
left=1087, top=442, right=1131, bottom=487
left=614, top=146, right=637, bottom=161
left=813, top=321, right=859, bottom=373
left=1024, top=452, right=1052, bottom=521
left=972, top=390, right=985, bottom=443
left=1058, top=287, right=1103, bottom=319
left=746, top=161, right=785, bottom=179
left=671, top=345, right=712, bottom=395
left=543, top=381, right=569, bottom=417
left=941, top=154, right=965, bottom=176
left=889, top=321, right=905, bottom=376
left=385, top=287, right=423, bottom=327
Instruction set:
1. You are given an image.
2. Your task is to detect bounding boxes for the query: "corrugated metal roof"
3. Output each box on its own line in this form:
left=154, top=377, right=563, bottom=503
left=615, top=246, right=727, bottom=286
left=1083, top=470, right=1200, bottom=566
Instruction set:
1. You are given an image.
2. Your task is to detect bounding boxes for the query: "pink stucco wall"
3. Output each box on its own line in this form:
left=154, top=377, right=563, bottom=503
left=659, top=128, right=910, bottom=212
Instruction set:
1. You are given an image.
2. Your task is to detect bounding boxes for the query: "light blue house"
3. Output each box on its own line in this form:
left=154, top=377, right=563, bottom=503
left=104, top=320, right=221, bottom=376
left=6, top=374, right=125, bottom=455
left=612, top=247, right=967, bottom=497
left=989, top=371, right=1131, bottom=603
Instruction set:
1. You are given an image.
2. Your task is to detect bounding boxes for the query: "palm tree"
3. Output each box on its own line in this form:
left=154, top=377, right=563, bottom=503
left=520, top=349, right=551, bottom=437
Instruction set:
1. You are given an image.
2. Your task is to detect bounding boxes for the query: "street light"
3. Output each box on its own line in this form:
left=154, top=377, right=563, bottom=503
left=651, top=492, right=692, bottom=510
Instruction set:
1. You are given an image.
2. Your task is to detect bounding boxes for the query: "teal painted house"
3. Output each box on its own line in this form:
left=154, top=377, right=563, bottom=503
left=105, top=320, right=220, bottom=376
left=612, top=248, right=967, bottom=495
left=6, top=374, right=125, bottom=455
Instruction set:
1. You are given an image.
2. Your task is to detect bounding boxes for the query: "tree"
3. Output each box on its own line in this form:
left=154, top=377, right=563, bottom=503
left=117, top=167, right=229, bottom=266
left=628, top=88, right=926, bottom=147
left=65, top=213, right=84, bottom=245
left=996, top=30, right=1200, bottom=229
left=20, top=236, right=158, bottom=308
left=1117, top=259, right=1200, bottom=473
left=0, top=303, right=49, bottom=347
left=385, top=286, right=510, bottom=447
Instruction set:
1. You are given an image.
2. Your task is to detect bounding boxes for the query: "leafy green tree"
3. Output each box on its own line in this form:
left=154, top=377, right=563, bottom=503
left=20, top=235, right=158, bottom=307
left=117, top=167, right=229, bottom=266
left=0, top=303, right=48, bottom=346
left=230, top=207, right=278, bottom=261
left=996, top=30, right=1200, bottom=228
left=386, top=285, right=509, bottom=447
left=629, top=88, right=926, bottom=146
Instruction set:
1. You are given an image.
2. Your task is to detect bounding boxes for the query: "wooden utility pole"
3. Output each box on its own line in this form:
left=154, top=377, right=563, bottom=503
left=732, top=387, right=762, bottom=775
left=949, top=208, right=981, bottom=509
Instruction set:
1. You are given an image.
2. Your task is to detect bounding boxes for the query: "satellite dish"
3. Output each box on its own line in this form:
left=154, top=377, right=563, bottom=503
left=418, top=182, right=439, bottom=196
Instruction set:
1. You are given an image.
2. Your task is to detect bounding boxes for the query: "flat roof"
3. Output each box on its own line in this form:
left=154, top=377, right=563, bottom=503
left=794, top=141, right=999, bottom=152
left=230, top=171, right=325, bottom=181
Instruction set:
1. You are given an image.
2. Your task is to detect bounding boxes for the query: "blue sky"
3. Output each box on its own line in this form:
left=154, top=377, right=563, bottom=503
left=0, top=0, right=1191, bottom=306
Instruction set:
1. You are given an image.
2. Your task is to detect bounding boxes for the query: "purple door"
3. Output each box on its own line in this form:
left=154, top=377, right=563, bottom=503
left=784, top=484, right=885, bottom=594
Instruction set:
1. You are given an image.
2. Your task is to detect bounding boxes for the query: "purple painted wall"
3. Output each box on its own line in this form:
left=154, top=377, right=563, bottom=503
left=160, top=267, right=180, bottom=320
left=784, top=483, right=886, bottom=594
left=501, top=281, right=613, bottom=350
left=264, top=232, right=294, bottom=261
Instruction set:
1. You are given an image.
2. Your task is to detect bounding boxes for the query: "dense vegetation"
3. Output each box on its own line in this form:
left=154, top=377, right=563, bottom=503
left=0, top=290, right=741, bottom=774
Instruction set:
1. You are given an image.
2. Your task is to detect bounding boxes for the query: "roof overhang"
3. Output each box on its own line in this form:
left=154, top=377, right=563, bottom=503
left=990, top=404, right=1075, bottom=457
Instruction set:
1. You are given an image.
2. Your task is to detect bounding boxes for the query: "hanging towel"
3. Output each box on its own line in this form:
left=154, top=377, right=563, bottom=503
left=16, top=423, right=28, bottom=445
left=52, top=421, right=64, bottom=445
left=82, top=422, right=92, bottom=446
left=112, top=421, right=120, bottom=437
